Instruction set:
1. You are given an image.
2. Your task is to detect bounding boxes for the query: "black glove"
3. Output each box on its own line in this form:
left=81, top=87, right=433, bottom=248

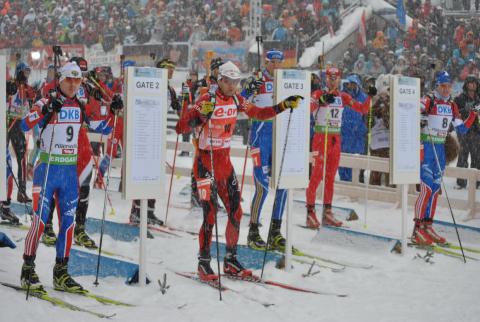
left=171, top=98, right=181, bottom=111
left=170, top=87, right=180, bottom=111
left=367, top=85, right=377, bottom=97
left=244, top=77, right=262, bottom=95
left=6, top=80, right=17, bottom=96
left=88, top=70, right=97, bottom=81
left=16, top=71, right=27, bottom=84
left=110, top=94, right=124, bottom=114
left=319, top=93, right=336, bottom=104
left=42, top=96, right=64, bottom=115
left=420, top=113, right=428, bottom=128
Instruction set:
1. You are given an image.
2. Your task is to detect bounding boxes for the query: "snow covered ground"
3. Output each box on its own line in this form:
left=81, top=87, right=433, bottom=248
left=2, top=134, right=480, bottom=322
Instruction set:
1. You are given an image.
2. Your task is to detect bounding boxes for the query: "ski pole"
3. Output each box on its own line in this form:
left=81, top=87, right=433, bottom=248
left=27, top=113, right=57, bottom=300
left=239, top=119, right=250, bottom=198
left=94, top=112, right=118, bottom=286
left=164, top=135, right=179, bottom=225
left=261, top=107, right=294, bottom=279
left=90, top=147, right=115, bottom=214
left=364, top=98, right=373, bottom=229
left=426, top=124, right=466, bottom=263
left=208, top=119, right=223, bottom=301
left=165, top=83, right=189, bottom=226
left=5, top=113, right=32, bottom=218
left=320, top=103, right=330, bottom=222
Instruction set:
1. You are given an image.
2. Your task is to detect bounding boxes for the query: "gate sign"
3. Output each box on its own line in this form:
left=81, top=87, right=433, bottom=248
left=123, top=67, right=168, bottom=199
left=272, top=69, right=311, bottom=189
left=389, top=75, right=421, bottom=184
left=0, top=56, right=6, bottom=200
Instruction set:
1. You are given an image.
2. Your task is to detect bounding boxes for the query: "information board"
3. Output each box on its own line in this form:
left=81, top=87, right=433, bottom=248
left=122, top=67, right=168, bottom=199
left=0, top=56, right=6, bottom=200
left=272, top=69, right=311, bottom=189
left=389, top=75, right=421, bottom=184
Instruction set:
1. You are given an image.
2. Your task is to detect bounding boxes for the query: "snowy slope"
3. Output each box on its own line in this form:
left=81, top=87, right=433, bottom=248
left=299, top=0, right=415, bottom=68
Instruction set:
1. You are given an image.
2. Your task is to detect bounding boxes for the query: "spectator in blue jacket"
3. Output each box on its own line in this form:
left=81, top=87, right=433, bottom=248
left=339, top=74, right=368, bottom=182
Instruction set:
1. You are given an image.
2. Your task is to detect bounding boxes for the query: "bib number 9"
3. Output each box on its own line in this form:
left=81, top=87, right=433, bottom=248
left=66, top=126, right=74, bottom=142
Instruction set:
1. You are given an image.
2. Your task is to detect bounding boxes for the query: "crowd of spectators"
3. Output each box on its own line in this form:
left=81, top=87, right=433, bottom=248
left=335, top=0, right=480, bottom=189
left=338, top=1, right=480, bottom=96
left=0, top=0, right=343, bottom=51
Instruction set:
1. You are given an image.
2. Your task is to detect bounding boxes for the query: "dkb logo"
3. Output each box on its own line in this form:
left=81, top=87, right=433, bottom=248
left=58, top=107, right=81, bottom=123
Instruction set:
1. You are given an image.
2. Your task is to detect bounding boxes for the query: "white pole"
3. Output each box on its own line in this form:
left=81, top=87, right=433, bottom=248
left=401, top=184, right=408, bottom=256
left=139, top=199, right=148, bottom=286
left=285, top=189, right=293, bottom=272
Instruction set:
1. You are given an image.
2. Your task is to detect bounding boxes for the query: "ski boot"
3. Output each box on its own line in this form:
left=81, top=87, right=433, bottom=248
left=74, top=224, right=97, bottom=249
left=147, top=211, right=164, bottom=226
left=223, top=249, right=252, bottom=278
left=53, top=258, right=86, bottom=294
left=20, top=255, right=44, bottom=293
left=198, top=255, right=218, bottom=281
left=268, top=219, right=286, bottom=252
left=322, top=206, right=343, bottom=227
left=411, top=220, right=433, bottom=246
left=1, top=200, right=20, bottom=225
left=17, top=191, right=32, bottom=203
left=423, top=220, right=446, bottom=244
left=306, top=204, right=321, bottom=229
left=42, top=223, right=57, bottom=246
left=247, top=223, right=267, bottom=250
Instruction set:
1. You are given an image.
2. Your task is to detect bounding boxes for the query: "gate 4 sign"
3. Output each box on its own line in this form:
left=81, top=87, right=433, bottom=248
left=389, top=75, right=420, bottom=184
left=272, top=69, right=311, bottom=189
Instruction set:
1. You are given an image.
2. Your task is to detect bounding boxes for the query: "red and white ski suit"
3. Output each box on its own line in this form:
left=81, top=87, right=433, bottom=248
left=176, top=89, right=282, bottom=257
left=306, top=89, right=370, bottom=206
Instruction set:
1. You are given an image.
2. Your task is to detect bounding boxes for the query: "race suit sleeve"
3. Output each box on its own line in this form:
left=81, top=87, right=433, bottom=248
left=340, top=92, right=371, bottom=114
left=85, top=113, right=114, bottom=135
left=452, top=101, right=476, bottom=135
left=238, top=95, right=279, bottom=120
left=20, top=98, right=48, bottom=132
left=175, top=94, right=207, bottom=135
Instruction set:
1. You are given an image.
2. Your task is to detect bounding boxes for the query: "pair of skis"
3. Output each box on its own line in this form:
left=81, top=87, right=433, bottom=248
left=407, top=242, right=479, bottom=261
left=175, top=271, right=348, bottom=303
left=1, top=281, right=133, bottom=319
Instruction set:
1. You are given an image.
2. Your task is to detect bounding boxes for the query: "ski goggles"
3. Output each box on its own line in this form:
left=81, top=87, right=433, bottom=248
left=266, top=50, right=284, bottom=61
left=221, top=77, right=241, bottom=86
left=158, top=61, right=176, bottom=69
left=64, top=77, right=82, bottom=85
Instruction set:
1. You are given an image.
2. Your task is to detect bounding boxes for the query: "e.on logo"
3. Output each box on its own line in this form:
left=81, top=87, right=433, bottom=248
left=213, top=105, right=237, bottom=119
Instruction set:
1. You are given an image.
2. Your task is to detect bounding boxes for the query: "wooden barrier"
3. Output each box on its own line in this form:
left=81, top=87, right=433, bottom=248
left=87, top=133, right=479, bottom=220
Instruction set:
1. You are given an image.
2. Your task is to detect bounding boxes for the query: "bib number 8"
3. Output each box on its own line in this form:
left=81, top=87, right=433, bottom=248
left=442, top=117, right=449, bottom=129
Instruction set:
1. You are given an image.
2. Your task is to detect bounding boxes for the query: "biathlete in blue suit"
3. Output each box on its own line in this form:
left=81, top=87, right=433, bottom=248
left=412, top=71, right=476, bottom=245
left=338, top=74, right=368, bottom=182
left=20, top=62, right=120, bottom=294
left=241, top=49, right=288, bottom=251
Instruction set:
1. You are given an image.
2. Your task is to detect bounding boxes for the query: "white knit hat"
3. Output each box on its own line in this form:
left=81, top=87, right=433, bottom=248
left=59, top=62, right=82, bottom=82
left=218, top=61, right=241, bottom=80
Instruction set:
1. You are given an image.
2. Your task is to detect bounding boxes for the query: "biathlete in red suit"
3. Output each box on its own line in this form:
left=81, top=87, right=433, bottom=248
left=176, top=61, right=303, bottom=281
left=306, top=67, right=375, bottom=228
